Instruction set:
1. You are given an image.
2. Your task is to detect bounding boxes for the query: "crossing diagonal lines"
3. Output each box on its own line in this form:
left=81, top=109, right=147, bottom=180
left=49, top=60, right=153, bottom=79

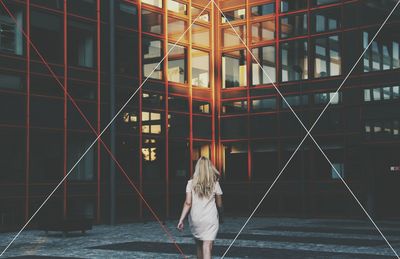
left=0, top=0, right=212, bottom=257
left=211, top=1, right=400, bottom=258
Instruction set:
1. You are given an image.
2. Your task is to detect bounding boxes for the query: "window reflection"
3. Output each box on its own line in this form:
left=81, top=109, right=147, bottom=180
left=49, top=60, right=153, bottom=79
left=281, top=40, right=308, bottom=82
left=168, top=44, right=187, bottom=84
left=142, top=111, right=162, bottom=134
left=314, top=92, right=341, bottom=105
left=168, top=0, right=187, bottom=15
left=142, top=38, right=163, bottom=80
left=192, top=49, right=210, bottom=88
left=221, top=9, right=245, bottom=23
left=251, top=3, right=275, bottom=17
left=192, top=7, right=209, bottom=22
left=0, top=8, right=22, bottom=55
left=251, top=97, right=276, bottom=111
left=142, top=9, right=163, bottom=34
left=280, top=13, right=308, bottom=38
left=312, top=8, right=340, bottom=33
left=222, top=25, right=246, bottom=48
left=222, top=50, right=247, bottom=88
left=252, top=45, right=276, bottom=85
left=282, top=95, right=308, bottom=108
left=192, top=100, right=210, bottom=114
left=281, top=0, right=307, bottom=13
left=251, top=20, right=275, bottom=43
left=168, top=17, right=188, bottom=41
left=192, top=24, right=210, bottom=47
left=314, top=35, right=341, bottom=78
left=142, top=0, right=162, bottom=8
left=222, top=100, right=247, bottom=114
left=313, top=0, right=340, bottom=6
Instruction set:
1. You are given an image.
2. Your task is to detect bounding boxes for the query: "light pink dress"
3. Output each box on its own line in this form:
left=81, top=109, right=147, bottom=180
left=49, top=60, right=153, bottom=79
left=186, top=179, right=223, bottom=241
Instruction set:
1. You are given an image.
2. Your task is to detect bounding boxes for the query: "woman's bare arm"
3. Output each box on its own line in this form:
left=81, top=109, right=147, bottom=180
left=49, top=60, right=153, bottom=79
left=177, top=191, right=192, bottom=230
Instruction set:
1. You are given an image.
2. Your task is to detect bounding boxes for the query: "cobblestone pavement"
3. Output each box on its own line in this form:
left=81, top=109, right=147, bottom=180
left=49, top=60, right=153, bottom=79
left=1, top=217, right=400, bottom=258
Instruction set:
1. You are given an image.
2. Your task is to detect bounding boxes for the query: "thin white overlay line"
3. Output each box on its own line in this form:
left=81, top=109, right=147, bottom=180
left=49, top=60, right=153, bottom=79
left=0, top=1, right=212, bottom=257
left=213, top=0, right=400, bottom=258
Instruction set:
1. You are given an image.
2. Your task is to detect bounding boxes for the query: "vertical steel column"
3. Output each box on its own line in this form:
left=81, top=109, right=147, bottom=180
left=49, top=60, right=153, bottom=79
left=109, top=0, right=117, bottom=225
left=63, top=0, right=68, bottom=219
left=96, top=0, right=102, bottom=223
left=138, top=0, right=144, bottom=219
left=25, top=0, right=31, bottom=221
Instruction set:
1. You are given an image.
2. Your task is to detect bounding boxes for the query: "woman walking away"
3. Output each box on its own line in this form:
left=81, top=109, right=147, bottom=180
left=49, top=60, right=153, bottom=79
left=177, top=156, right=224, bottom=259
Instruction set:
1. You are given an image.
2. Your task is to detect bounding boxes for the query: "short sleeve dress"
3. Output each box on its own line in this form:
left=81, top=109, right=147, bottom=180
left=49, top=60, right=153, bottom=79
left=186, top=179, right=223, bottom=241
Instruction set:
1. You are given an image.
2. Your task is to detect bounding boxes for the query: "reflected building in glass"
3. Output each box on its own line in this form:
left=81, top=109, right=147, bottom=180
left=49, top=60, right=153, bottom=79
left=0, top=0, right=399, bottom=228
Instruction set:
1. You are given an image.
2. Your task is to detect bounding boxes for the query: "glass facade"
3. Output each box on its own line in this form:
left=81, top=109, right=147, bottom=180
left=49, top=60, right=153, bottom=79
left=0, top=0, right=400, bottom=227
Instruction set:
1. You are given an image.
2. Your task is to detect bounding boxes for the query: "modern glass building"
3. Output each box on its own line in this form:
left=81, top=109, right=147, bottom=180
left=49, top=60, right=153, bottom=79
left=0, top=0, right=399, bottom=229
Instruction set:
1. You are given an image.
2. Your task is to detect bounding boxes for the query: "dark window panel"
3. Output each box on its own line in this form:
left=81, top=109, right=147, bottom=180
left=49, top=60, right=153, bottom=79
left=68, top=20, right=95, bottom=68
left=221, top=117, right=248, bottom=139
left=222, top=100, right=247, bottom=114
left=168, top=113, right=189, bottom=138
left=280, top=13, right=308, bottom=39
left=222, top=142, right=248, bottom=181
left=314, top=35, right=341, bottom=78
left=193, top=115, right=212, bottom=139
left=281, top=40, right=308, bottom=82
left=312, top=7, right=341, bottom=33
left=168, top=95, right=189, bottom=111
left=117, top=1, right=138, bottom=28
left=251, top=3, right=275, bottom=17
left=281, top=0, right=307, bottom=13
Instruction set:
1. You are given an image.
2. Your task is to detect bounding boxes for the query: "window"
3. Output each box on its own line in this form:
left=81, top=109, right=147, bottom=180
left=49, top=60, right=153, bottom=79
left=0, top=9, right=22, bottom=55
left=363, top=29, right=400, bottom=72
left=251, top=98, right=276, bottom=111
left=31, top=11, right=62, bottom=62
left=312, top=8, right=340, bottom=33
left=251, top=3, right=275, bottom=17
left=221, top=9, right=245, bottom=23
left=142, top=38, right=163, bottom=80
left=142, top=91, right=164, bottom=109
left=251, top=20, right=275, bottom=43
left=364, top=85, right=400, bottom=102
left=314, top=92, right=341, bottom=105
left=117, top=2, right=138, bottom=28
left=168, top=44, right=187, bottom=84
left=142, top=0, right=162, bottom=8
left=222, top=143, right=248, bottom=180
left=281, top=40, right=308, bottom=82
left=314, top=35, right=341, bottom=78
left=192, top=24, right=210, bottom=47
left=192, top=7, right=209, bottom=22
left=192, top=49, right=209, bottom=87
left=168, top=113, right=189, bottom=138
left=142, top=9, right=163, bottom=34
left=0, top=73, right=23, bottom=90
left=116, top=31, right=138, bottom=77
left=68, top=21, right=95, bottom=68
left=68, top=0, right=95, bottom=17
left=193, top=116, right=212, bottom=138
left=168, top=0, right=187, bottom=15
left=280, top=13, right=308, bottom=38
left=68, top=137, right=95, bottom=181
left=168, top=17, right=188, bottom=41
left=222, top=100, right=247, bottom=114
left=313, top=0, right=340, bottom=6
left=282, top=95, right=308, bottom=108
left=222, top=50, right=247, bottom=88
left=221, top=117, right=248, bottom=138
left=281, top=0, right=307, bottom=13
left=331, top=163, right=344, bottom=180
left=252, top=45, right=276, bottom=85
left=222, top=25, right=246, bottom=48
left=142, top=111, right=162, bottom=134
left=168, top=95, right=189, bottom=111
left=193, top=100, right=210, bottom=114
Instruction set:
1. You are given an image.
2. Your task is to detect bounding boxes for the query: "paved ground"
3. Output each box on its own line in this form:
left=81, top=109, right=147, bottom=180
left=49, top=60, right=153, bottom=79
left=1, top=217, right=400, bottom=258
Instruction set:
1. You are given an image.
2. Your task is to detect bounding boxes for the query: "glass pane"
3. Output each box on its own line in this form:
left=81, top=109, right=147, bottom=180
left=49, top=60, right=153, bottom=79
left=168, top=44, right=187, bottom=84
left=251, top=98, right=276, bottom=111
left=280, top=13, right=308, bottom=38
left=191, top=7, right=209, bottom=22
left=312, top=8, right=340, bottom=33
left=221, top=8, right=246, bottom=23
left=117, top=2, right=138, bottom=28
left=168, top=0, right=187, bottom=15
left=313, top=0, right=340, bottom=6
left=252, top=45, right=276, bottom=84
left=281, top=0, right=307, bottom=13
left=281, top=40, right=308, bottom=82
left=222, top=50, right=247, bottom=88
left=192, top=49, right=210, bottom=88
left=314, top=35, right=341, bottom=78
left=222, top=100, right=247, bottom=114
left=192, top=24, right=210, bottom=47
left=192, top=100, right=210, bottom=114
left=251, top=3, right=275, bottom=16
left=142, top=38, right=163, bottom=80
left=142, top=0, right=162, bottom=8
left=168, top=17, right=188, bottom=41
left=251, top=20, right=275, bottom=43
left=142, top=9, right=163, bottom=34
left=222, top=25, right=246, bottom=48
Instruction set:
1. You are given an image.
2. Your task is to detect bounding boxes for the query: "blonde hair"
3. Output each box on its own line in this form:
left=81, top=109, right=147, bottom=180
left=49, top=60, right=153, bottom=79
left=192, top=157, right=220, bottom=198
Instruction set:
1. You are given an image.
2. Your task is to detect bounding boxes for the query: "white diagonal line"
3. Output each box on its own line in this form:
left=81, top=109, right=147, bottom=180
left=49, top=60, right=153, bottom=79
left=0, top=1, right=212, bottom=256
left=212, top=0, right=400, bottom=258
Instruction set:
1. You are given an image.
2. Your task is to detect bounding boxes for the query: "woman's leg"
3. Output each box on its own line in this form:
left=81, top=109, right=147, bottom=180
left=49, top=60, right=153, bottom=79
left=195, top=239, right=203, bottom=259
left=202, top=240, right=213, bottom=259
